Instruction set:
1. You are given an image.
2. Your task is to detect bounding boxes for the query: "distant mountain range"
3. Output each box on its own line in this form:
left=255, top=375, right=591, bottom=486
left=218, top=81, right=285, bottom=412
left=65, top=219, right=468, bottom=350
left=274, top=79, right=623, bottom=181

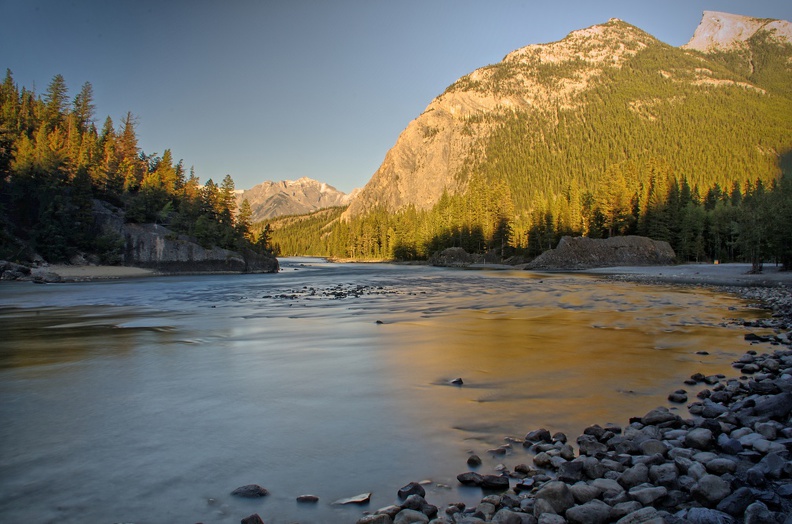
left=236, top=177, right=357, bottom=222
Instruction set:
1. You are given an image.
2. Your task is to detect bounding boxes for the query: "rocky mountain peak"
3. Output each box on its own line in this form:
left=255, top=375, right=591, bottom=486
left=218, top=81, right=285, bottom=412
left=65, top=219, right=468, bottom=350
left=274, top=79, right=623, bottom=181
left=238, top=177, right=352, bottom=222
left=683, top=11, right=792, bottom=52
left=503, top=18, right=657, bottom=68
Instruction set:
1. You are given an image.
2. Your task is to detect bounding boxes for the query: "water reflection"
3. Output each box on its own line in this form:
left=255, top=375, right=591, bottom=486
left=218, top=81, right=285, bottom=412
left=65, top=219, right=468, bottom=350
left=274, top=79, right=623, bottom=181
left=0, top=262, right=764, bottom=523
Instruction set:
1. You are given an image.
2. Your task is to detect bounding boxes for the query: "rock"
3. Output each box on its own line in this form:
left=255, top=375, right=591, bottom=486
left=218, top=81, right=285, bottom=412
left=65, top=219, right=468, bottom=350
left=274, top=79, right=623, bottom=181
left=525, top=236, right=675, bottom=270
left=481, top=474, right=510, bottom=490
left=231, top=484, right=269, bottom=498
left=639, top=439, right=668, bottom=456
left=558, top=460, right=585, bottom=482
left=705, top=458, right=737, bottom=475
left=398, top=482, right=425, bottom=499
left=614, top=506, right=661, bottom=524
left=611, top=501, right=643, bottom=520
left=756, top=452, right=785, bottom=478
left=393, top=508, right=429, bottom=524
left=618, top=463, right=649, bottom=489
left=241, top=514, right=265, bottom=524
left=743, top=501, right=774, bottom=524
left=332, top=492, right=372, bottom=505
left=458, top=472, right=484, bottom=486
left=450, top=377, right=464, bottom=385
left=533, top=452, right=553, bottom=468
left=717, top=436, right=743, bottom=455
left=648, top=463, right=679, bottom=487
left=525, top=429, right=553, bottom=443
left=716, top=487, right=755, bottom=516
left=692, top=474, right=732, bottom=506
left=473, top=502, right=497, bottom=520
left=357, top=515, right=393, bottom=524
left=565, top=499, right=611, bottom=524
left=752, top=392, right=792, bottom=420
left=534, top=481, right=576, bottom=514
left=628, top=483, right=668, bottom=505
left=641, top=406, right=680, bottom=426
left=569, top=482, right=602, bottom=504
left=491, top=508, right=524, bottom=524
left=591, top=478, right=625, bottom=498
left=296, top=494, right=319, bottom=503
left=467, top=454, right=482, bottom=467
left=678, top=507, right=736, bottom=524
left=537, top=514, right=566, bottom=524
left=429, top=247, right=484, bottom=268
left=576, top=434, right=608, bottom=456
left=685, top=428, right=714, bottom=450
left=401, top=495, right=437, bottom=518
left=668, top=391, right=688, bottom=403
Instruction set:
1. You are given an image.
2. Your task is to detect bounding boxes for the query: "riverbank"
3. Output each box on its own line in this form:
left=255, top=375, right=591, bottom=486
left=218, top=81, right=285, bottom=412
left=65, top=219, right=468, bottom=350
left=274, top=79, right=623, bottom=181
left=32, top=264, right=161, bottom=281
left=348, top=264, right=792, bottom=524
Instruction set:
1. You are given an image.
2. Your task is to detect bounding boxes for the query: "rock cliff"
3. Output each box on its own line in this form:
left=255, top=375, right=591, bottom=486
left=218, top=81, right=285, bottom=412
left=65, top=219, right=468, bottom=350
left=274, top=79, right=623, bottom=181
left=526, top=236, right=675, bottom=270
left=93, top=200, right=279, bottom=273
left=683, top=11, right=792, bottom=52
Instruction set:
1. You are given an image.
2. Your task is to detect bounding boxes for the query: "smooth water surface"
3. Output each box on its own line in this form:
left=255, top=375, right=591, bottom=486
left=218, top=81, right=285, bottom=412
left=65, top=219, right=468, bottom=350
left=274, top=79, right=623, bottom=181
left=0, top=259, right=763, bottom=523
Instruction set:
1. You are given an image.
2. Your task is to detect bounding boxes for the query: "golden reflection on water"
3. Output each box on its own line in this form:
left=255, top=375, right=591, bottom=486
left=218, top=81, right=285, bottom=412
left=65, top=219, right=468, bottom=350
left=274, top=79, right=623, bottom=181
left=374, top=280, right=757, bottom=448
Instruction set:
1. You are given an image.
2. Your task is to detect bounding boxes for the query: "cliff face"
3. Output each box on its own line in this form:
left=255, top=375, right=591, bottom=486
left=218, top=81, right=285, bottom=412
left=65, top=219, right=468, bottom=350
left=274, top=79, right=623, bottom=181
left=93, top=201, right=278, bottom=273
left=238, top=177, right=352, bottom=222
left=683, top=11, right=792, bottom=52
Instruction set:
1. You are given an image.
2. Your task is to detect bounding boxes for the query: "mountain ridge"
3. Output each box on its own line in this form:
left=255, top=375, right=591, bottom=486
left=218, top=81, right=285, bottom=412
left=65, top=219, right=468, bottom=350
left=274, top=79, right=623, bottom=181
left=237, top=176, right=354, bottom=222
left=340, top=12, right=792, bottom=222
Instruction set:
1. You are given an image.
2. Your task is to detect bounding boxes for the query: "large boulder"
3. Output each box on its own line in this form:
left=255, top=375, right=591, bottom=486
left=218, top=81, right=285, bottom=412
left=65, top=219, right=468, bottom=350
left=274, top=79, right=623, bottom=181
left=429, top=247, right=485, bottom=268
left=526, top=236, right=675, bottom=270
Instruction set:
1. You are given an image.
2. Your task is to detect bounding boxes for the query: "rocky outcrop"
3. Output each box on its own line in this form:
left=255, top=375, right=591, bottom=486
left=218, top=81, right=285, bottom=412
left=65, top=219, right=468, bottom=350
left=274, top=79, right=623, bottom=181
left=122, top=223, right=277, bottom=273
left=683, top=11, right=792, bottom=52
left=527, top=236, right=675, bottom=270
left=237, top=177, right=353, bottom=222
left=94, top=199, right=278, bottom=274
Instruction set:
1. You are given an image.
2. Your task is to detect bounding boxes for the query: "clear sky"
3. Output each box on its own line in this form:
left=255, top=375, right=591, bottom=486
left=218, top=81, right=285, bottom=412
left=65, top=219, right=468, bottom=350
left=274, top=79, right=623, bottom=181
left=2, top=1, right=791, bottom=193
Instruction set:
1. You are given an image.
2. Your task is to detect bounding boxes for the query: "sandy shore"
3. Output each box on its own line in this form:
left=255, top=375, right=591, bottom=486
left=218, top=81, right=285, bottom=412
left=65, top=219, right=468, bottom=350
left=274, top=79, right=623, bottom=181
left=32, top=264, right=160, bottom=281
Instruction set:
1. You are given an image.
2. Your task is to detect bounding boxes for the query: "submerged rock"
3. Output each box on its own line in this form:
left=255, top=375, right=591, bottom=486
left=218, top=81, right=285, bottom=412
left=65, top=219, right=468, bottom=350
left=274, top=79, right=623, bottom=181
left=231, top=484, right=268, bottom=498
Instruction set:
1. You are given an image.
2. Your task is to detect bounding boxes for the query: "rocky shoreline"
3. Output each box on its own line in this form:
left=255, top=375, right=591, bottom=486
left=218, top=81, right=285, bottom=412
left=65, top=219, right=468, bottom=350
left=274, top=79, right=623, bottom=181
left=341, top=279, right=792, bottom=524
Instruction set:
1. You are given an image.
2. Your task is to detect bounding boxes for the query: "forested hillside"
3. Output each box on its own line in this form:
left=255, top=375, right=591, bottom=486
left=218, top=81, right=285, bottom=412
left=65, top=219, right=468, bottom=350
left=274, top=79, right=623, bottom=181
left=269, top=17, right=792, bottom=270
left=0, top=72, right=271, bottom=264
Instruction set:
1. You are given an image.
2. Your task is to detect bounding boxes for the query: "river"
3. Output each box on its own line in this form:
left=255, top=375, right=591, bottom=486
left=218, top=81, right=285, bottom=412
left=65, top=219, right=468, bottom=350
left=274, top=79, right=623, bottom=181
left=0, top=258, right=763, bottom=523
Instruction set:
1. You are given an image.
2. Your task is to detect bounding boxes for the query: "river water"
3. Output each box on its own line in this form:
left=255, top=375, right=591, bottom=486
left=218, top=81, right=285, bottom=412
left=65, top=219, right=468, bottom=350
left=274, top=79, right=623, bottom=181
left=0, top=259, right=764, bottom=523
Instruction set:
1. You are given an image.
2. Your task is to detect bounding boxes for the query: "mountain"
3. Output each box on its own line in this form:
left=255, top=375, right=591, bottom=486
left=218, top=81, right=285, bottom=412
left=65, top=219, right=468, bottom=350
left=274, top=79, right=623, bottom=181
left=342, top=12, right=792, bottom=222
left=237, top=177, right=353, bottom=222
left=683, top=11, right=792, bottom=52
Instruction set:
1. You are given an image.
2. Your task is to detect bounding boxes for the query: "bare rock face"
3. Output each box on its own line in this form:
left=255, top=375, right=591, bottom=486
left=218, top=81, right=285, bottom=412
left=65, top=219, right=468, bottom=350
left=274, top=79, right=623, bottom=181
left=237, top=177, right=352, bottom=222
left=526, top=236, right=675, bottom=270
left=93, top=200, right=278, bottom=273
left=683, top=11, right=792, bottom=52
left=123, top=224, right=278, bottom=273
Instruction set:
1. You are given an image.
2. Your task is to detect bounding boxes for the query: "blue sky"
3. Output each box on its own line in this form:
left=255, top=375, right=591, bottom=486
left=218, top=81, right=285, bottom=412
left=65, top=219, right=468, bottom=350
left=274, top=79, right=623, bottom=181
left=2, top=1, right=791, bottom=193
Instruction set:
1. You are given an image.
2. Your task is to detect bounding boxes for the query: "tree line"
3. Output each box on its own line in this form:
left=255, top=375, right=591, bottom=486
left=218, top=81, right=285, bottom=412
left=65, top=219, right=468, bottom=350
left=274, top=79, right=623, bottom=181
left=0, top=71, right=271, bottom=263
left=268, top=157, right=792, bottom=272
